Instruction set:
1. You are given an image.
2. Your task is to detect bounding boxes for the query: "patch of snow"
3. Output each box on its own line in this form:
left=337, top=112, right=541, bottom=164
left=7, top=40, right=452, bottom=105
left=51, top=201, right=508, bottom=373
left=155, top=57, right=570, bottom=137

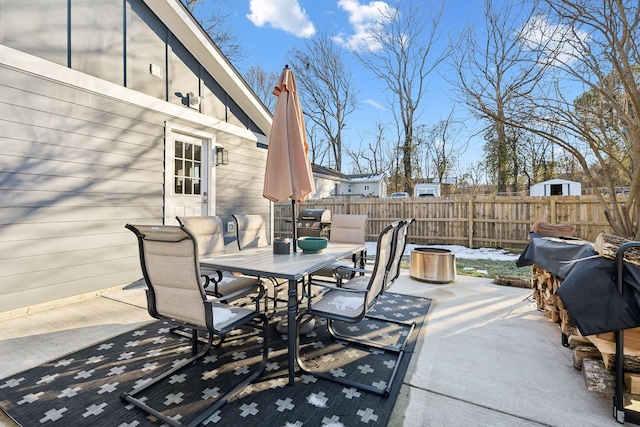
left=365, top=242, right=519, bottom=261
left=212, top=307, right=237, bottom=323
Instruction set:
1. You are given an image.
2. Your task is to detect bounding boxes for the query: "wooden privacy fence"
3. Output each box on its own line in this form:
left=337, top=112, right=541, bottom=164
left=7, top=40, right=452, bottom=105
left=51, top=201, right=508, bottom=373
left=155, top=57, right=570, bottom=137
left=274, top=195, right=626, bottom=249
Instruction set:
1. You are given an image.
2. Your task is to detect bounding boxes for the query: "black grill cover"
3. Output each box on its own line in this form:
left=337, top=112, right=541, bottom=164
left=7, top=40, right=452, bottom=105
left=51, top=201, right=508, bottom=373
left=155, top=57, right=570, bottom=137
left=516, top=233, right=596, bottom=279
left=519, top=234, right=640, bottom=335
left=557, top=256, right=640, bottom=335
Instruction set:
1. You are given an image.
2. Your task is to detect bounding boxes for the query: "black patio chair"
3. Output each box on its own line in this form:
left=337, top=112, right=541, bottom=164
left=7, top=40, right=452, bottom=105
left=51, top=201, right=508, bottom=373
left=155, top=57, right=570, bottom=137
left=295, top=221, right=413, bottom=396
left=176, top=215, right=265, bottom=303
left=384, top=218, right=415, bottom=290
left=123, top=224, right=269, bottom=426
left=233, top=214, right=288, bottom=312
left=311, top=214, right=368, bottom=283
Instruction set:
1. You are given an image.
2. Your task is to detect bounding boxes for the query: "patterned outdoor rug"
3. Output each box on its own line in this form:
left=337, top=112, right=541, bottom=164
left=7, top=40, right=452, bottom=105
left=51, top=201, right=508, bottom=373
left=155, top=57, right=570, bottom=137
left=0, top=293, right=430, bottom=426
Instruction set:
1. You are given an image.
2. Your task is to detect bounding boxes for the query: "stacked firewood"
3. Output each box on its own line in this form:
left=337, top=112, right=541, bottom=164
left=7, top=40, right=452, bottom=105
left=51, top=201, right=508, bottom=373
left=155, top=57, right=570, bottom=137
left=531, top=263, right=577, bottom=337
left=594, top=232, right=640, bottom=266
left=529, top=221, right=578, bottom=335
left=531, top=220, right=576, bottom=238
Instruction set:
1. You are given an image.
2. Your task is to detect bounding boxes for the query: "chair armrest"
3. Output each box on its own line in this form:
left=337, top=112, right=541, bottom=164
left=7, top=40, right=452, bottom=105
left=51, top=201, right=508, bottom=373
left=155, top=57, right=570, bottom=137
left=306, top=281, right=367, bottom=295
left=205, top=282, right=265, bottom=304
left=334, top=266, right=371, bottom=275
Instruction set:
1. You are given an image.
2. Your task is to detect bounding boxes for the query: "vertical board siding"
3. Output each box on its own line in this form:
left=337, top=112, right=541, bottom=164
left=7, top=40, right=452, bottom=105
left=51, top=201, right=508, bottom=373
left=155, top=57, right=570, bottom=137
left=274, top=195, right=627, bottom=248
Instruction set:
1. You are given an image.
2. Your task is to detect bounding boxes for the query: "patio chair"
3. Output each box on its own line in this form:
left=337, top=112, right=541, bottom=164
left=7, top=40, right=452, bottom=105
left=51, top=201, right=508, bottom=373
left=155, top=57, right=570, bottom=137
left=176, top=215, right=264, bottom=303
left=334, top=218, right=415, bottom=291
left=123, top=224, right=269, bottom=426
left=360, top=219, right=417, bottom=335
left=233, top=214, right=270, bottom=250
left=384, top=218, right=415, bottom=290
left=233, top=214, right=288, bottom=311
left=311, top=214, right=368, bottom=282
left=296, top=221, right=412, bottom=396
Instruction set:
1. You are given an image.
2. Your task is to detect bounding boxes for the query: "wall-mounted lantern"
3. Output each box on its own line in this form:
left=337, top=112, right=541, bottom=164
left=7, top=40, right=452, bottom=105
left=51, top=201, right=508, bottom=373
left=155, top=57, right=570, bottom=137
left=214, top=147, right=229, bottom=166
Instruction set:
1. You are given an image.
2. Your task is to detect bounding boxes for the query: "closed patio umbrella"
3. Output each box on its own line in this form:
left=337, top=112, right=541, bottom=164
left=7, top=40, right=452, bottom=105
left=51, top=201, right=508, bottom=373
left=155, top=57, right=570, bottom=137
left=263, top=65, right=315, bottom=251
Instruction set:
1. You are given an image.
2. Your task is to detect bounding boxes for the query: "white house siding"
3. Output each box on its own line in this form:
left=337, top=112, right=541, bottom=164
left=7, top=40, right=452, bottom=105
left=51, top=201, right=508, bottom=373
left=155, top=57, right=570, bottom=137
left=0, top=1, right=271, bottom=313
left=312, top=177, right=340, bottom=199
left=72, top=0, right=125, bottom=86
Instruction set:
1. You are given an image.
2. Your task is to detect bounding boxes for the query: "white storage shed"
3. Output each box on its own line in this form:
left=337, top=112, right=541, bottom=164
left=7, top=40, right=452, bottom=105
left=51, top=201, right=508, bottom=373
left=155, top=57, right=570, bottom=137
left=530, top=179, right=582, bottom=196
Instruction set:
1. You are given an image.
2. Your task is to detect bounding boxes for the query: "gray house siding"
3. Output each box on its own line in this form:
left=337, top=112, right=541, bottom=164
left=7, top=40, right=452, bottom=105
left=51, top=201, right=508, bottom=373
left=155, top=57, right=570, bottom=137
left=0, top=0, right=262, bottom=130
left=127, top=1, right=168, bottom=99
left=0, top=0, right=272, bottom=314
left=0, top=0, right=68, bottom=66
left=0, top=64, right=161, bottom=312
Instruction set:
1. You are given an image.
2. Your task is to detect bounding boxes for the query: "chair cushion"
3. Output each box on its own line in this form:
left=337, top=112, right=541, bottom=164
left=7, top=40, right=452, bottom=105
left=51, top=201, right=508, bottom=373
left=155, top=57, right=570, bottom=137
left=177, top=216, right=226, bottom=257
left=342, top=276, right=369, bottom=291
left=310, top=289, right=366, bottom=319
left=234, top=214, right=269, bottom=249
left=329, top=214, right=367, bottom=244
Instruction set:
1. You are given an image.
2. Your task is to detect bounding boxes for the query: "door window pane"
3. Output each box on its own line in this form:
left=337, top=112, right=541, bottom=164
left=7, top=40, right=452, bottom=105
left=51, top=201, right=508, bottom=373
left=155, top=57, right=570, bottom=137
left=174, top=139, right=202, bottom=195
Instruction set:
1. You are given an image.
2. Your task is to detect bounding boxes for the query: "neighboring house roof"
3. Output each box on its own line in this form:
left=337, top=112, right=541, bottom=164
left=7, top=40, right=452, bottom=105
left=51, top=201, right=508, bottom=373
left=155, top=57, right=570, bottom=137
left=146, top=1, right=271, bottom=136
left=312, top=164, right=349, bottom=181
left=311, top=164, right=386, bottom=183
left=348, top=173, right=387, bottom=183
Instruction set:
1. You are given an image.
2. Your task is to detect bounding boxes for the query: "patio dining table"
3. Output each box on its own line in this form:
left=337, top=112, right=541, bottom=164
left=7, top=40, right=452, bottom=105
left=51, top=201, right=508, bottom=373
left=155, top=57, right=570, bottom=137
left=200, top=242, right=367, bottom=385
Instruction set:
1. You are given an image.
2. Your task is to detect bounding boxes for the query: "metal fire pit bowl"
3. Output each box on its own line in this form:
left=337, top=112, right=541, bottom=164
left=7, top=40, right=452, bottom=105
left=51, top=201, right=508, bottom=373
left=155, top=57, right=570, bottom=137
left=410, top=247, right=456, bottom=284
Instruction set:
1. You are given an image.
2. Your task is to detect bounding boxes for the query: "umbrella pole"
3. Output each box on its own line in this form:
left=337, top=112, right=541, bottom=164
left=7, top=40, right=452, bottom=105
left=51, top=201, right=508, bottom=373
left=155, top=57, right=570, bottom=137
left=292, top=199, right=297, bottom=252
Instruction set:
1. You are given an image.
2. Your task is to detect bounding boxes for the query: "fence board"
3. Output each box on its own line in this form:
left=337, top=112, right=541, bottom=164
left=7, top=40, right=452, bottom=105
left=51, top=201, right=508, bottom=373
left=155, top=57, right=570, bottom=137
left=273, top=195, right=627, bottom=249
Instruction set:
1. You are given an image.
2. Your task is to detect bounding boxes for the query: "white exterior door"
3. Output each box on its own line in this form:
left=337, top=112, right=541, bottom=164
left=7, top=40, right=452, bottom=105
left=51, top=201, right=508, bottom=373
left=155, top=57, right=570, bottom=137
left=164, top=123, right=216, bottom=224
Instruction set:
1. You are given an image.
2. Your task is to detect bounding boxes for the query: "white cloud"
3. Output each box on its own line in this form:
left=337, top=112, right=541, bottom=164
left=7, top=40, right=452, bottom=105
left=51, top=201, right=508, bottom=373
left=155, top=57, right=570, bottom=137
left=334, top=0, right=394, bottom=52
left=363, top=98, right=384, bottom=109
left=519, top=15, right=589, bottom=66
left=247, top=0, right=315, bottom=38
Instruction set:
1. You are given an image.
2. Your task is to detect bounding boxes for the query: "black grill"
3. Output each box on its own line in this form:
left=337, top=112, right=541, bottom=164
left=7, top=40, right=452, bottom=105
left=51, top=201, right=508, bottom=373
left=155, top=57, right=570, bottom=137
left=296, top=209, right=331, bottom=238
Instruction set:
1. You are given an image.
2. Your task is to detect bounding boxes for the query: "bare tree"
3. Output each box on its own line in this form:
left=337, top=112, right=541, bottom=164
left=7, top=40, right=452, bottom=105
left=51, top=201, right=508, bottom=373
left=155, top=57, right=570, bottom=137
left=287, top=31, right=358, bottom=172
left=507, top=1, right=640, bottom=237
left=344, top=120, right=394, bottom=175
left=243, top=65, right=280, bottom=114
left=354, top=1, right=449, bottom=193
left=513, top=130, right=556, bottom=189
left=182, top=0, right=245, bottom=63
left=307, top=123, right=331, bottom=166
left=456, top=160, right=490, bottom=194
left=451, top=0, right=549, bottom=194
left=416, top=110, right=468, bottom=184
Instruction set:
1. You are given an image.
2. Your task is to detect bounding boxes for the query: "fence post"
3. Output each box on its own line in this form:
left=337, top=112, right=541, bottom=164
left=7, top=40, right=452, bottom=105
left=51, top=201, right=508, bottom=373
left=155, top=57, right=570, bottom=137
left=550, top=199, right=557, bottom=224
left=468, top=197, right=474, bottom=248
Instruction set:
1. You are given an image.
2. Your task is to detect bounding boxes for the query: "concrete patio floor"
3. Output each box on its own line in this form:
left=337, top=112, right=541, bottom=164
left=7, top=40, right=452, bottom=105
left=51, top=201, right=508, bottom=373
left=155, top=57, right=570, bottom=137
left=0, top=272, right=623, bottom=426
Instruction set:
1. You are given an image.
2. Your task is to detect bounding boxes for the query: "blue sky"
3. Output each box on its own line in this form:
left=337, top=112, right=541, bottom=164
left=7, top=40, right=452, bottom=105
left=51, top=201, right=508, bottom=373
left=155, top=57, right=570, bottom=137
left=200, top=0, right=489, bottom=172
